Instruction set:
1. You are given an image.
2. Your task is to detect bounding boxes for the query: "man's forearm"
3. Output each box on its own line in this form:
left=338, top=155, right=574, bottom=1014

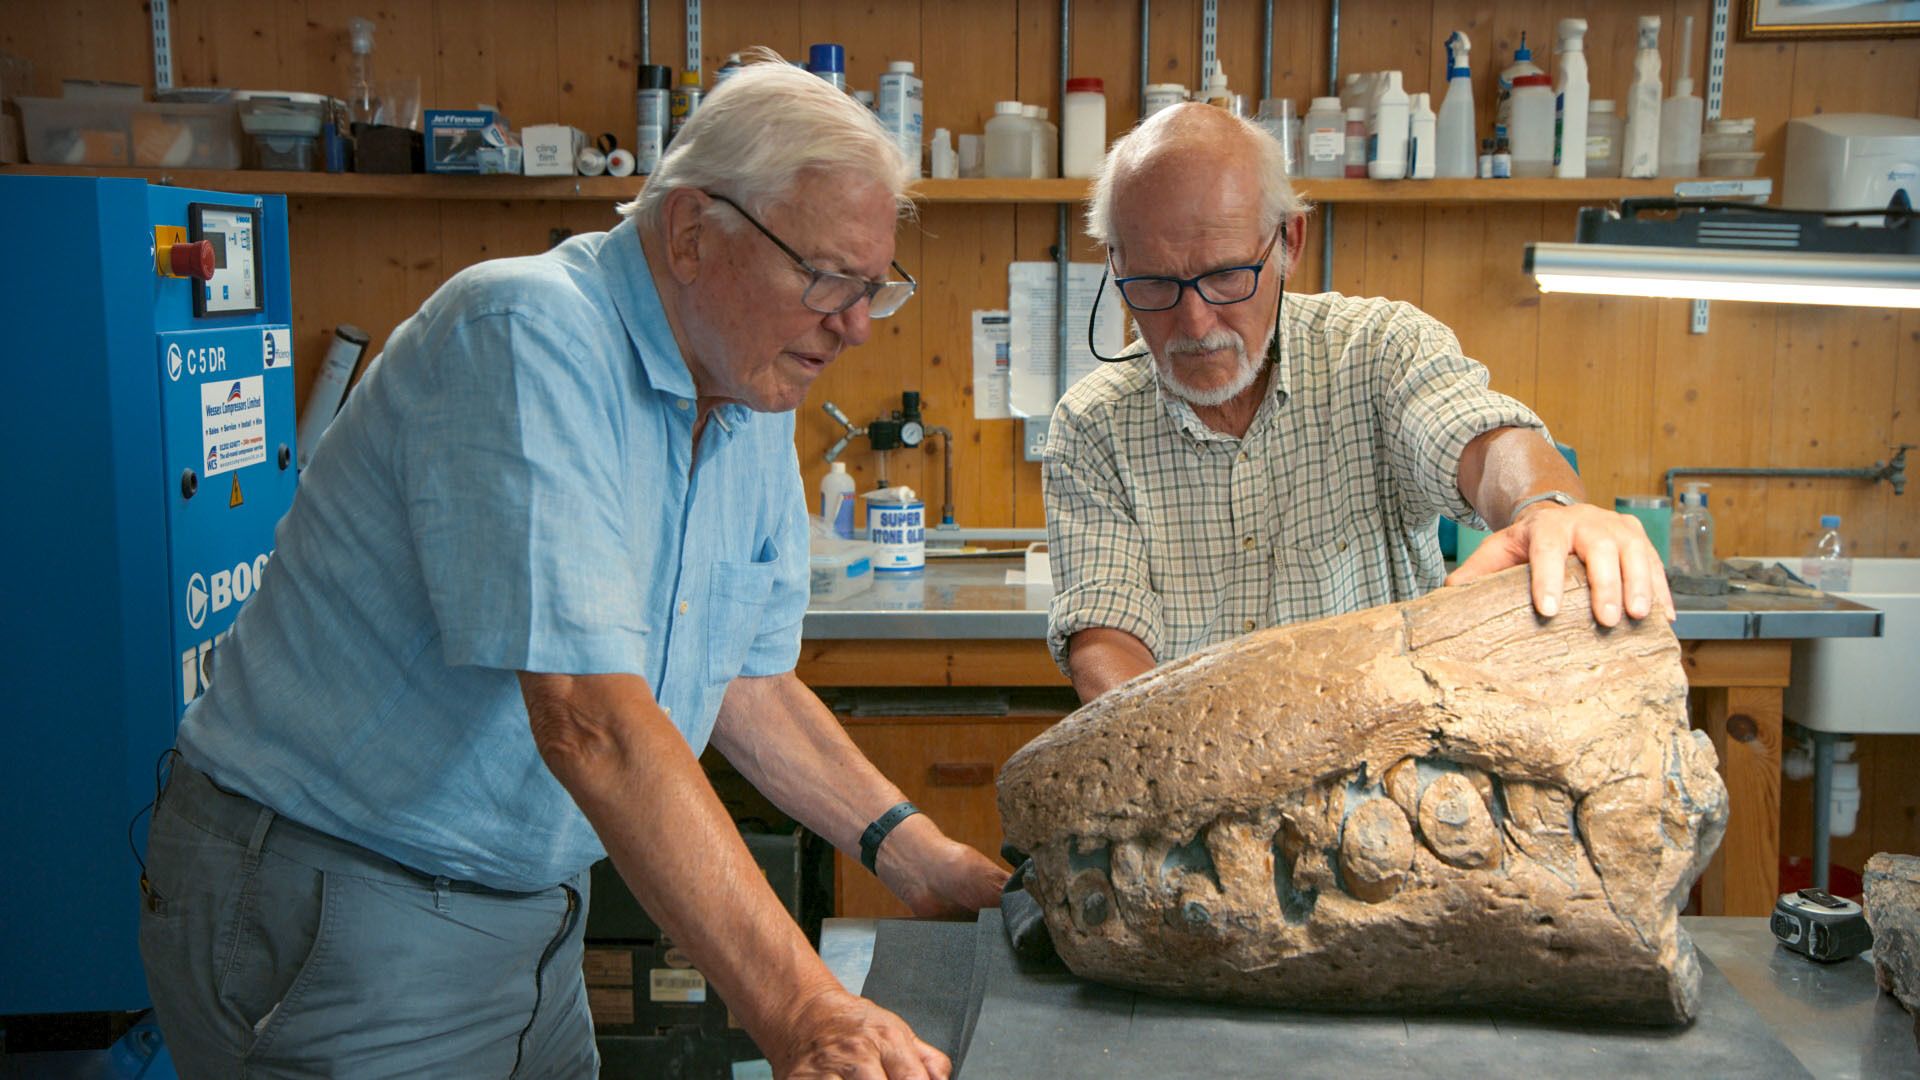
left=710, top=672, right=909, bottom=856
left=1065, top=627, right=1157, bottom=703
left=1457, top=426, right=1588, bottom=529
left=520, top=673, right=835, bottom=1055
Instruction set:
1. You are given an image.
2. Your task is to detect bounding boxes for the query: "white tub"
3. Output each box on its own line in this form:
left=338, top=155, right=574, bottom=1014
left=1768, top=557, right=1920, bottom=734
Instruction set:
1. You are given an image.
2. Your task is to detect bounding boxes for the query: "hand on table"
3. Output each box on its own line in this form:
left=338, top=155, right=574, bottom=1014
left=777, top=985, right=950, bottom=1080
left=1445, top=501, right=1675, bottom=626
left=877, top=813, right=1009, bottom=917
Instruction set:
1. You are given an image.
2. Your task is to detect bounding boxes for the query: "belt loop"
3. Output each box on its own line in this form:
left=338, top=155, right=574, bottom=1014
left=243, top=803, right=275, bottom=867
left=434, top=876, right=451, bottom=914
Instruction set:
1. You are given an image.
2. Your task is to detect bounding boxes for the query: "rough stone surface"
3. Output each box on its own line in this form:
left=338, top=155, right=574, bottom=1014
left=1863, top=852, right=1920, bottom=1035
left=999, top=561, right=1727, bottom=1025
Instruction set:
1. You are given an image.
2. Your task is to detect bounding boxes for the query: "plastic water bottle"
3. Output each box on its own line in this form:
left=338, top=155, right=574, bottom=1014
left=820, top=461, right=856, bottom=539
left=1673, top=482, right=1716, bottom=576
left=1803, top=514, right=1853, bottom=593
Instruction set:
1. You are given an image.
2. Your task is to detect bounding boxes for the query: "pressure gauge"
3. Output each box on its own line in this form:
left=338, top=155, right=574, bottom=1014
left=900, top=420, right=924, bottom=447
left=188, top=202, right=265, bottom=318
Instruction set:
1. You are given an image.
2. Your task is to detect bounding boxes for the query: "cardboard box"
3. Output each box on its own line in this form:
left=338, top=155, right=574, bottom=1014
left=521, top=123, right=582, bottom=176
left=424, top=107, right=511, bottom=173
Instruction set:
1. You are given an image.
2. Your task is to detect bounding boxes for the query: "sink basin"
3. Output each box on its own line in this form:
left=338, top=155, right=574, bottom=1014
left=1760, top=557, right=1917, bottom=734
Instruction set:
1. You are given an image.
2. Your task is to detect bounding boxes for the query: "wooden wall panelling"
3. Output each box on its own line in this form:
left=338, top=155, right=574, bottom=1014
left=644, top=0, right=687, bottom=70
left=285, top=196, right=443, bottom=410
left=698, top=0, right=801, bottom=73
left=1144, top=0, right=1197, bottom=96
left=1417, top=204, right=1542, bottom=406
left=1767, top=308, right=1903, bottom=554
left=1533, top=213, right=1658, bottom=510
left=0, top=0, right=149, bottom=93
left=1892, top=312, right=1920, bottom=557
left=1335, top=0, right=1431, bottom=96
left=1359, top=204, right=1423, bottom=305
left=1649, top=299, right=1778, bottom=554
left=555, top=0, right=640, bottom=144
left=797, top=0, right=920, bottom=93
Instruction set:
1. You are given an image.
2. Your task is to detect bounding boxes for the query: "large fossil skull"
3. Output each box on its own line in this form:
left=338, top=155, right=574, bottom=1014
left=1000, top=562, right=1726, bottom=1025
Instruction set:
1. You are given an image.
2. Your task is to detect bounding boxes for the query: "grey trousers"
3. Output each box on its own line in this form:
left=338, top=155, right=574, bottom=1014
left=139, top=759, right=598, bottom=1079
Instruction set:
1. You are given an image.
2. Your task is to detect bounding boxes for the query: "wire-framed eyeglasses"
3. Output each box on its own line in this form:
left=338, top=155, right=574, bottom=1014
left=1089, top=228, right=1286, bottom=364
left=704, top=191, right=918, bottom=318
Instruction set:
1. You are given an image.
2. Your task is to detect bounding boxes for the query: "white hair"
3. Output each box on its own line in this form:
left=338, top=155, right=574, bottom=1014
left=620, top=49, right=913, bottom=228
left=1084, top=104, right=1307, bottom=250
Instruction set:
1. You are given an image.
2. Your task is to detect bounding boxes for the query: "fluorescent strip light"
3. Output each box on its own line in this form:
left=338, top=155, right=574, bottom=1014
left=1526, top=242, right=1920, bottom=309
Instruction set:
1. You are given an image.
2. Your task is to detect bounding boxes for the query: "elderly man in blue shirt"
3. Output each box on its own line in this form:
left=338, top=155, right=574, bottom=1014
left=139, top=57, right=1001, bottom=1079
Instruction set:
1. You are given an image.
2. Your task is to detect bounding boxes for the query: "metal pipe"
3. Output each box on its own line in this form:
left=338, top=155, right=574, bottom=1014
left=1812, top=731, right=1835, bottom=892
left=1320, top=0, right=1340, bottom=293
left=1664, top=446, right=1911, bottom=501
left=928, top=427, right=957, bottom=526
left=1057, top=0, right=1073, bottom=408
left=1139, top=0, right=1151, bottom=120
left=640, top=0, right=651, bottom=65
left=1261, top=0, right=1274, bottom=102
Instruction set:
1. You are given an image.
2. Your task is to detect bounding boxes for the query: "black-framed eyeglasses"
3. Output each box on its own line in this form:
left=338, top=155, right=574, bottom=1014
left=1089, top=228, right=1285, bottom=363
left=704, top=191, right=918, bottom=318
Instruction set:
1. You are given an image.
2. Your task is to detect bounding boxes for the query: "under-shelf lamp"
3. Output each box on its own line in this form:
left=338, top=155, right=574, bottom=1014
left=1525, top=199, right=1920, bottom=309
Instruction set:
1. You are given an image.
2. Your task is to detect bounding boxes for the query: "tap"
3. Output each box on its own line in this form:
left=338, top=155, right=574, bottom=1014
left=1883, top=444, right=1913, bottom=496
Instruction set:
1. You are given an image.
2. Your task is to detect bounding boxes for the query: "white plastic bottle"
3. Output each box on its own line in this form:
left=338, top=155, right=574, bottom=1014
left=1062, top=77, right=1106, bottom=178
left=876, top=60, right=924, bottom=178
left=1022, top=105, right=1057, bottom=178
left=1495, top=32, right=1543, bottom=143
left=1659, top=15, right=1703, bottom=178
left=1622, top=15, right=1663, bottom=178
left=1408, top=92, right=1437, bottom=179
left=984, top=101, right=1033, bottom=178
left=820, top=462, right=856, bottom=539
left=1201, top=60, right=1232, bottom=109
left=1553, top=18, right=1589, bottom=178
left=1303, top=96, right=1347, bottom=178
left=929, top=127, right=957, bottom=178
left=1507, top=73, right=1555, bottom=177
left=1436, top=31, right=1477, bottom=178
left=1367, top=70, right=1410, bottom=179
left=1803, top=514, right=1853, bottom=592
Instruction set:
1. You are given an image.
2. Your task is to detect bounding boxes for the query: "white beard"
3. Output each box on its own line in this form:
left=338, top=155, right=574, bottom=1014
left=1152, top=325, right=1274, bottom=408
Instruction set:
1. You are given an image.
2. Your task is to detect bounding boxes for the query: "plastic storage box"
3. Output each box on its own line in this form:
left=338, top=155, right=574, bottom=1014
left=236, top=92, right=326, bottom=171
left=19, top=95, right=242, bottom=169
left=810, top=538, right=876, bottom=601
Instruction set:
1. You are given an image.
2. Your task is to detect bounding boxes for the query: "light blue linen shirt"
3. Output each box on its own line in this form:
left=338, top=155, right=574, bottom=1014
left=177, top=218, right=810, bottom=892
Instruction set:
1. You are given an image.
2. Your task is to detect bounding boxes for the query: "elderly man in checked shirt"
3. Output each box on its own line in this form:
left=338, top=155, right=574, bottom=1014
left=1043, top=104, right=1672, bottom=704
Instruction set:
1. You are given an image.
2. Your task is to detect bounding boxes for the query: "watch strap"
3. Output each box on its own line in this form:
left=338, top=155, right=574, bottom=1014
left=859, top=801, right=921, bottom=873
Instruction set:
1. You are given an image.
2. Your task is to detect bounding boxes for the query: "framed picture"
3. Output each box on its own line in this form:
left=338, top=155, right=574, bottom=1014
left=1741, top=0, right=1920, bottom=39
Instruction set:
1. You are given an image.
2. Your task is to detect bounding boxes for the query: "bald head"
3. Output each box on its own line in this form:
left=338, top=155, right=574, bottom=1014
left=1085, top=103, right=1302, bottom=259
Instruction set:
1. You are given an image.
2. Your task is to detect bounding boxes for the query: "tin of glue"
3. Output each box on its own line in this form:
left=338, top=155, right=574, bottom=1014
left=862, top=486, right=925, bottom=573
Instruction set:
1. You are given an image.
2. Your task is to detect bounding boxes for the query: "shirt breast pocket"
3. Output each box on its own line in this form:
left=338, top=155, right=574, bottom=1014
left=706, top=547, right=779, bottom=683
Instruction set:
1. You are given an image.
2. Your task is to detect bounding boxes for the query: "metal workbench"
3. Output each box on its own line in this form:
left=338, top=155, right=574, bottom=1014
left=820, top=914, right=1919, bottom=1079
left=803, top=559, right=1884, bottom=642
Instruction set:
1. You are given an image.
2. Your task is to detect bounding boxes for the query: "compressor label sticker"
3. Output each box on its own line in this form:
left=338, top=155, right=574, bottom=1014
left=201, top=376, right=267, bottom=476
left=262, top=327, right=291, bottom=369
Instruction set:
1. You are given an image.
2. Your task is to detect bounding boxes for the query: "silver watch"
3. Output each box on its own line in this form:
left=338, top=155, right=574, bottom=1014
left=1510, top=490, right=1578, bottom=518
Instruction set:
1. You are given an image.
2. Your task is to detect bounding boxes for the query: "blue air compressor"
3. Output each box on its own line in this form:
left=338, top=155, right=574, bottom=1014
left=0, top=176, right=298, bottom=1017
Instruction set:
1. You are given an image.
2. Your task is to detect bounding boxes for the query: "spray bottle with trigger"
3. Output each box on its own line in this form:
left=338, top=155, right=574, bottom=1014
left=1436, top=31, right=1476, bottom=178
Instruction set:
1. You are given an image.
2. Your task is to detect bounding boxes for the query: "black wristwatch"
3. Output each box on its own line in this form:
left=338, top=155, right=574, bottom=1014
left=859, top=802, right=921, bottom=873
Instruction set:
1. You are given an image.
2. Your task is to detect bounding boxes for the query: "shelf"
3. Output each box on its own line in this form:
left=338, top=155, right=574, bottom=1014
left=0, top=164, right=1721, bottom=205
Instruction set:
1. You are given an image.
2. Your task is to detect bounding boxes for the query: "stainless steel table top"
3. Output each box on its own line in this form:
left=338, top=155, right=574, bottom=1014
left=803, top=559, right=1883, bottom=642
left=821, top=916, right=1918, bottom=1078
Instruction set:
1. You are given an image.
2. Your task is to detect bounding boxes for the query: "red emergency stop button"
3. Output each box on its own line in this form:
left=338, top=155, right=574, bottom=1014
left=167, top=239, right=217, bottom=280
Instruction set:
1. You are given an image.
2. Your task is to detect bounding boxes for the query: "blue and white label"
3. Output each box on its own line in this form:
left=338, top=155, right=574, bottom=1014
left=261, top=326, right=291, bottom=369
left=870, top=501, right=925, bottom=572
left=200, top=375, right=267, bottom=476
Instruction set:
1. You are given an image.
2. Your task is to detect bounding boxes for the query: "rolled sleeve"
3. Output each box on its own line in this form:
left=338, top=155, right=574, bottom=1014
left=1373, top=304, right=1549, bottom=529
left=1042, top=406, right=1165, bottom=675
left=402, top=308, right=649, bottom=675
left=739, top=443, right=810, bottom=678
